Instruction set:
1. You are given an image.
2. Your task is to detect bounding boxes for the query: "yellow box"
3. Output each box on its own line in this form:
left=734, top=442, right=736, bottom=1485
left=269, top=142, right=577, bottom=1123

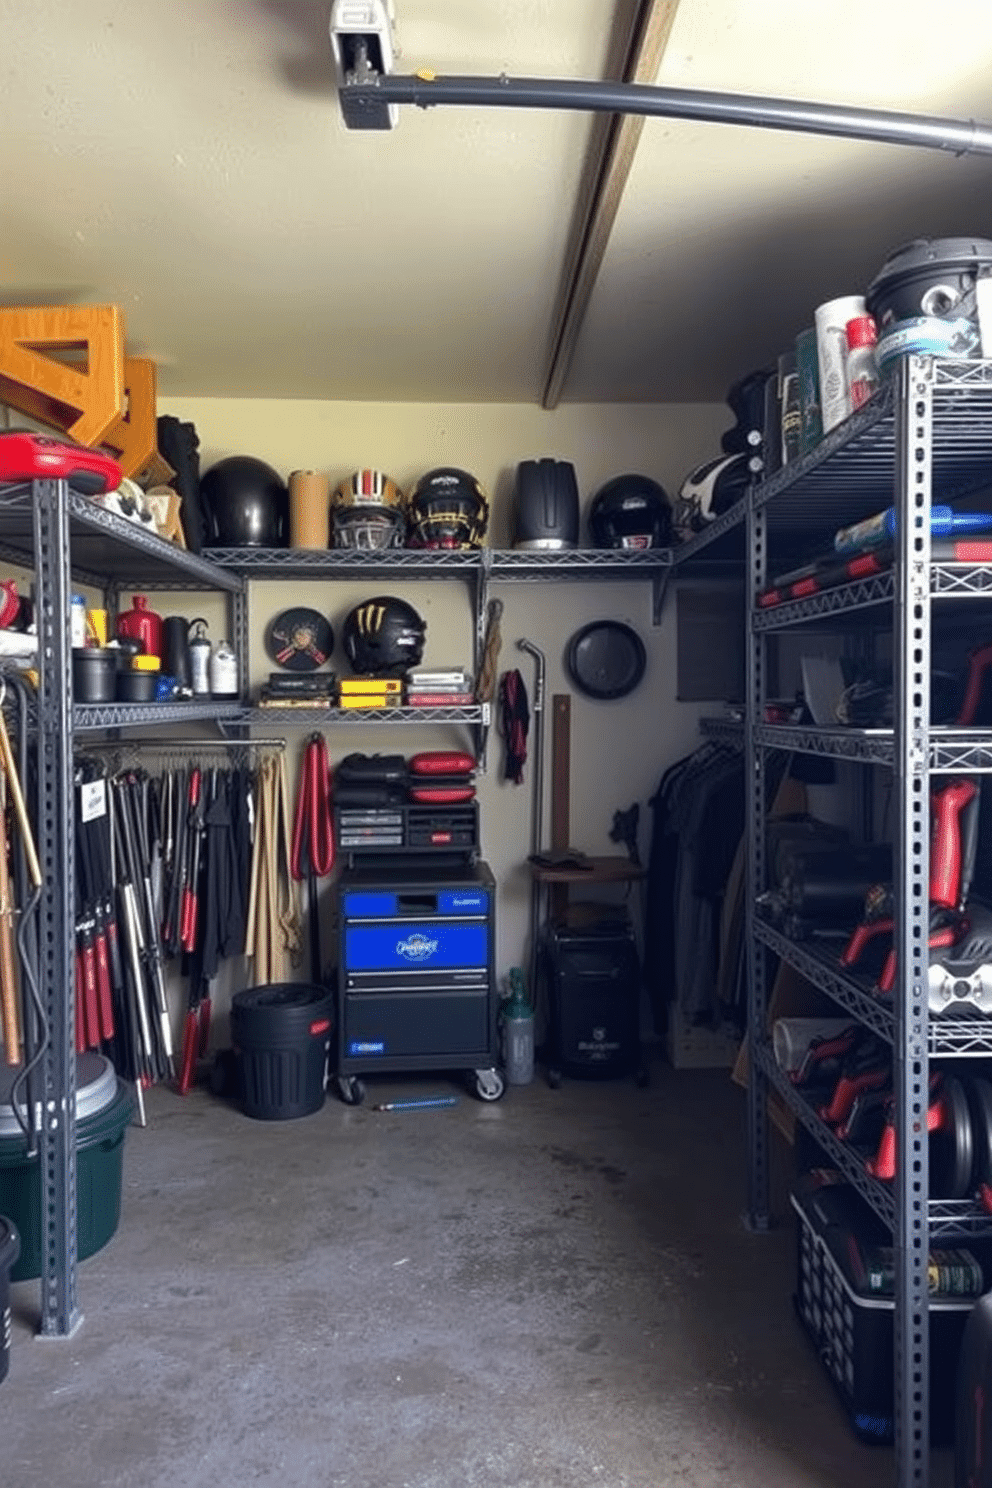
left=339, top=676, right=402, bottom=695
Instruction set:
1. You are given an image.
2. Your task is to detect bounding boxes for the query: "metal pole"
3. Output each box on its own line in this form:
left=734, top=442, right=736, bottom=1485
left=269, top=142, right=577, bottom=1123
left=360, top=73, right=992, bottom=157
left=892, top=354, right=933, bottom=1488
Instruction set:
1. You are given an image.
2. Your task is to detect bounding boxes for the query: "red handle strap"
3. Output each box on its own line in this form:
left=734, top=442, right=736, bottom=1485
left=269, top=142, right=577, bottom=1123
left=292, top=737, right=334, bottom=879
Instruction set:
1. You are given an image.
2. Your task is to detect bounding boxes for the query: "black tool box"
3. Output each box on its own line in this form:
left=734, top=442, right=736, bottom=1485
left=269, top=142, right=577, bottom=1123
left=334, top=861, right=504, bottom=1105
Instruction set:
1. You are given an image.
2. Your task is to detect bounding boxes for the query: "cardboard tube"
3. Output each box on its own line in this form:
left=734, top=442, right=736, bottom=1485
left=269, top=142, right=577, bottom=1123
left=288, top=471, right=331, bottom=550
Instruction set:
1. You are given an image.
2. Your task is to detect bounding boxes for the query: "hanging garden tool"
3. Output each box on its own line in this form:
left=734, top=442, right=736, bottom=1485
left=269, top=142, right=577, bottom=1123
left=245, top=752, right=299, bottom=984
left=517, top=639, right=546, bottom=1008
left=291, top=733, right=335, bottom=983
left=120, top=770, right=173, bottom=1076
left=177, top=766, right=207, bottom=1093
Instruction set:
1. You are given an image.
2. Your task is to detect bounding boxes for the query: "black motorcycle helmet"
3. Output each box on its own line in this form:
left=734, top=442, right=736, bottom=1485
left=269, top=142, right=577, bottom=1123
left=342, top=595, right=427, bottom=676
left=199, top=455, right=288, bottom=547
left=407, top=467, right=489, bottom=549
left=588, top=475, right=671, bottom=550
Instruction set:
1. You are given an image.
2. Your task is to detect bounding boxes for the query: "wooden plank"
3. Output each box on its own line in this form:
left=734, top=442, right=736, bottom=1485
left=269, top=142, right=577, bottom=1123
left=542, top=0, right=683, bottom=409
left=551, top=693, right=571, bottom=852
left=0, top=304, right=125, bottom=446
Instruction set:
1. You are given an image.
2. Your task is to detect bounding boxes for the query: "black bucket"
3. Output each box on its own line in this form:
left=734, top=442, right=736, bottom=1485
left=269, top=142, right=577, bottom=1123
left=0, top=1215, right=20, bottom=1385
left=231, top=983, right=333, bottom=1120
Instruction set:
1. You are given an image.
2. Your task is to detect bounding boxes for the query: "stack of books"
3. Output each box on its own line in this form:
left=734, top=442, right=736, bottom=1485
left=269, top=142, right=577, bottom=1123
left=405, top=668, right=475, bottom=707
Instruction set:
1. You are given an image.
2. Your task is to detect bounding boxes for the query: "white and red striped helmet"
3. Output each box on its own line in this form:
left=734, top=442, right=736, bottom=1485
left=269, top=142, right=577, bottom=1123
left=331, top=469, right=407, bottom=549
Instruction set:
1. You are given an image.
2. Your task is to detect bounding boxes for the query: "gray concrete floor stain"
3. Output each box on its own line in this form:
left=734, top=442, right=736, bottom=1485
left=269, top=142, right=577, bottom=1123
left=2, top=1061, right=952, bottom=1488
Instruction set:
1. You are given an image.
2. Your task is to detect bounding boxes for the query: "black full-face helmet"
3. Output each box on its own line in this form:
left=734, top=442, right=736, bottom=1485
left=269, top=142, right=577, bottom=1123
left=406, top=467, right=489, bottom=549
left=588, top=475, right=672, bottom=550
left=342, top=595, right=426, bottom=676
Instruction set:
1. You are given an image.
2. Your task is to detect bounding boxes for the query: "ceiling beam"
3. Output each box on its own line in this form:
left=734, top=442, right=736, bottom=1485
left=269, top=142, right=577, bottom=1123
left=541, top=0, right=683, bottom=410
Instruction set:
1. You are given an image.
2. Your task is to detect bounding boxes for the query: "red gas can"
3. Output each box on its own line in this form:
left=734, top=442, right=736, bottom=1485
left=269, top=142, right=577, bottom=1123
left=115, top=595, right=162, bottom=659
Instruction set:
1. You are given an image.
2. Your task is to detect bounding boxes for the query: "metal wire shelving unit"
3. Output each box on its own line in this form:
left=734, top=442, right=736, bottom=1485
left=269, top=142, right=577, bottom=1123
left=2, top=479, right=245, bottom=1339
left=745, top=356, right=992, bottom=1488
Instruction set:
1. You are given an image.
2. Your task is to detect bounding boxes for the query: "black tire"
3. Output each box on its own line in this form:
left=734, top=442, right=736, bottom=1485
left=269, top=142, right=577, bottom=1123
left=337, top=1075, right=365, bottom=1106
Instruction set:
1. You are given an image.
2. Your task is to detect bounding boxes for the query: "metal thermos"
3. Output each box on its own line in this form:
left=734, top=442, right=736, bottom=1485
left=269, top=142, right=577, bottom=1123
left=188, top=619, right=211, bottom=696
left=209, top=639, right=239, bottom=699
left=162, top=616, right=193, bottom=689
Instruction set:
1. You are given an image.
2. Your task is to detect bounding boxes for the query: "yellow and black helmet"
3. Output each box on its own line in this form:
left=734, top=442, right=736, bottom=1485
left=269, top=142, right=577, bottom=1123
left=406, top=467, right=488, bottom=550
left=331, top=469, right=407, bottom=550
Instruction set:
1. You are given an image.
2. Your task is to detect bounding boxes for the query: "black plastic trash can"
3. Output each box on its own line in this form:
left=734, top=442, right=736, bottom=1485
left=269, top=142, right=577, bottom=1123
left=231, top=982, right=333, bottom=1120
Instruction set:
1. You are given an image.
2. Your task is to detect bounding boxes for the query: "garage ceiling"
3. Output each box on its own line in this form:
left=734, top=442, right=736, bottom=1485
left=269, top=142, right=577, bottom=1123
left=3, top=0, right=992, bottom=407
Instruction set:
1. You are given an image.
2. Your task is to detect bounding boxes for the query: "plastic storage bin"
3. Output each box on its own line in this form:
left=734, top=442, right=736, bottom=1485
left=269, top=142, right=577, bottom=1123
left=0, top=1053, right=134, bottom=1282
left=231, top=982, right=333, bottom=1120
left=792, top=1177, right=976, bottom=1444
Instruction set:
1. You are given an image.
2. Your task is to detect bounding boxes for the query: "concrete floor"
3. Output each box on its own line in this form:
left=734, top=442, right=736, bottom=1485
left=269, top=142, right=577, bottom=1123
left=3, top=1055, right=952, bottom=1488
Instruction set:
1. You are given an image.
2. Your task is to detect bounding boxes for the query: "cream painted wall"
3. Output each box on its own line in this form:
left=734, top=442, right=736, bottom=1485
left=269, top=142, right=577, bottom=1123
left=153, top=396, right=732, bottom=1041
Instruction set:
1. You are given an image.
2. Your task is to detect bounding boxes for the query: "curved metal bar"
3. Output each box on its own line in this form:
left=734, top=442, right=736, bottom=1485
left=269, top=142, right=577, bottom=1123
left=363, top=72, right=992, bottom=156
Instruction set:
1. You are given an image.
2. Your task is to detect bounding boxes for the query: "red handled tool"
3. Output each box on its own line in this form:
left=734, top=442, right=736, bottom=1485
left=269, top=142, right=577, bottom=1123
left=789, top=1025, right=859, bottom=1088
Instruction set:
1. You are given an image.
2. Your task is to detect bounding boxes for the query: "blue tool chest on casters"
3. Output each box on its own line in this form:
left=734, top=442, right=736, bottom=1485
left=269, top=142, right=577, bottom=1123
left=334, top=862, right=505, bottom=1105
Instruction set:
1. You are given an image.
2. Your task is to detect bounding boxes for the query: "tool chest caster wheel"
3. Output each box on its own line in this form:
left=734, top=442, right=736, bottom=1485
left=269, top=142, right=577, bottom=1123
left=635, top=1064, right=651, bottom=1089
left=471, top=1067, right=505, bottom=1102
left=336, top=1075, right=366, bottom=1106
left=547, top=1067, right=563, bottom=1089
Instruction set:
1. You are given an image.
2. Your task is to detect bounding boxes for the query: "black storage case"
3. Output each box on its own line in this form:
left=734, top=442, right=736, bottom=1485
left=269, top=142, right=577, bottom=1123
left=956, top=1292, right=992, bottom=1486
left=543, top=920, right=641, bottom=1082
left=335, top=861, right=503, bottom=1102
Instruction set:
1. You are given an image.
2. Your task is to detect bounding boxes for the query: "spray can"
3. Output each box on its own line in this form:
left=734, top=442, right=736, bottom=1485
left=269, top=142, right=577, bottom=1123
left=502, top=967, right=534, bottom=1085
left=188, top=618, right=212, bottom=697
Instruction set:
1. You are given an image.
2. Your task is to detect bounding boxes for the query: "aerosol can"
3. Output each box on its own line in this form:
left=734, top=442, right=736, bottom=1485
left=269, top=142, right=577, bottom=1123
left=502, top=967, right=534, bottom=1085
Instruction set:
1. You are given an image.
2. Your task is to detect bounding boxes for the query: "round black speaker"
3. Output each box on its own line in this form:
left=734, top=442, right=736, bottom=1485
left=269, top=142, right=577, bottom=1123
left=566, top=620, right=646, bottom=700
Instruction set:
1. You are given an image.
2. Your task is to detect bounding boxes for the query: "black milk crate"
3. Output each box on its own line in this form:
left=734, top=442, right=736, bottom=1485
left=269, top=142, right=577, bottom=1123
left=791, top=1183, right=976, bottom=1446
left=336, top=802, right=478, bottom=863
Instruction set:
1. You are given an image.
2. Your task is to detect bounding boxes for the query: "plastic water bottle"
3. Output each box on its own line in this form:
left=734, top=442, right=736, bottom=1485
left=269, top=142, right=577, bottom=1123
left=502, top=967, right=534, bottom=1085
